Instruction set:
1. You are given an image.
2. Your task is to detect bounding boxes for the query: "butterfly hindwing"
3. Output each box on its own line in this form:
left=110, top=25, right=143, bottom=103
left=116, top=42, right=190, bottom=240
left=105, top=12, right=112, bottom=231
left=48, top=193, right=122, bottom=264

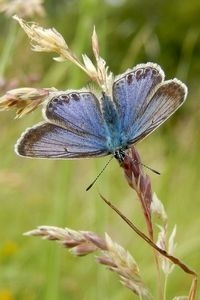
left=15, top=122, right=109, bottom=158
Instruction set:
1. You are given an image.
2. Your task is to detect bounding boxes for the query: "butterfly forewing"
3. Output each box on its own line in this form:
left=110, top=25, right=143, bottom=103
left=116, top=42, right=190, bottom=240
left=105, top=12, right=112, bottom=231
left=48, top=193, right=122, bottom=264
left=45, top=91, right=106, bottom=140
left=127, top=79, right=187, bottom=145
left=16, top=91, right=109, bottom=158
left=113, top=63, right=164, bottom=135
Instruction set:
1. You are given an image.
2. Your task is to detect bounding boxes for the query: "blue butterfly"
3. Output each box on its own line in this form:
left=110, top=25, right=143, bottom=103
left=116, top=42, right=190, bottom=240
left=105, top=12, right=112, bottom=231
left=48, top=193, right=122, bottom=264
left=15, top=63, right=187, bottom=163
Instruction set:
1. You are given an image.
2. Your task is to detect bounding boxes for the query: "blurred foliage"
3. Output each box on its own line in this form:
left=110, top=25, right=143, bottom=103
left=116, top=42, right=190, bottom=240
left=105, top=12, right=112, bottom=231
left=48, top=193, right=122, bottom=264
left=0, top=0, right=199, bottom=299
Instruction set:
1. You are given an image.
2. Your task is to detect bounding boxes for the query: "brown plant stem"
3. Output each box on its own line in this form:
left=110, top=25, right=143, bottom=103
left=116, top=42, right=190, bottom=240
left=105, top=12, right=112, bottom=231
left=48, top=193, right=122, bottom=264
left=121, top=148, right=154, bottom=240
left=120, top=147, right=162, bottom=298
left=100, top=194, right=198, bottom=299
left=101, top=193, right=196, bottom=276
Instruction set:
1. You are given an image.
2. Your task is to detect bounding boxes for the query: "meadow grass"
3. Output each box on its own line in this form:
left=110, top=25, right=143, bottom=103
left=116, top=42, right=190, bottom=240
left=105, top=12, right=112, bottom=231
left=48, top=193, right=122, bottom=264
left=0, top=1, right=199, bottom=299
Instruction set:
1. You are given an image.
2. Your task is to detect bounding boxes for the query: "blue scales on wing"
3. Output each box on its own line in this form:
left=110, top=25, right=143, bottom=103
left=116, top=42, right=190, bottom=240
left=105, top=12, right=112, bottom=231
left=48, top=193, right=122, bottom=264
left=15, top=91, right=109, bottom=158
left=112, top=63, right=187, bottom=146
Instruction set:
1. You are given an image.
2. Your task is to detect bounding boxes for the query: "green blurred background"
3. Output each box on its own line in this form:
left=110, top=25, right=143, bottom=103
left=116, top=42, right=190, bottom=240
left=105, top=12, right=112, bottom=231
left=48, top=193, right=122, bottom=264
left=0, top=0, right=199, bottom=299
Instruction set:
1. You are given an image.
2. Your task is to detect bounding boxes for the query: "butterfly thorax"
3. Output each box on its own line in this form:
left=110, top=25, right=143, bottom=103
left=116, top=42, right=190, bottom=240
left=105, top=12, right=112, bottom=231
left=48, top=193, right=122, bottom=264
left=101, top=93, right=127, bottom=153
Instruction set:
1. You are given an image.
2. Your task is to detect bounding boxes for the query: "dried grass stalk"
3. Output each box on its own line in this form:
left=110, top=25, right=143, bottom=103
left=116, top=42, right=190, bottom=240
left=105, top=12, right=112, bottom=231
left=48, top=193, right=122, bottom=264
left=25, top=226, right=152, bottom=299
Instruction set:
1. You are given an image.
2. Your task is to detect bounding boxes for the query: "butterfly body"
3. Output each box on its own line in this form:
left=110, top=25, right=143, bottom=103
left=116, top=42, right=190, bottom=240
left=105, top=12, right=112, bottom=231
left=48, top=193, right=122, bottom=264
left=15, top=63, right=187, bottom=161
left=100, top=92, right=126, bottom=153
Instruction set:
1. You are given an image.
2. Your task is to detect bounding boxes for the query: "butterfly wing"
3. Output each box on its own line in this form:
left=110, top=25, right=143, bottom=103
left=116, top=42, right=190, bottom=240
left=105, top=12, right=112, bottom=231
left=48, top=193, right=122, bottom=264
left=127, top=79, right=187, bottom=145
left=15, top=91, right=109, bottom=158
left=113, top=63, right=164, bottom=134
left=113, top=63, right=187, bottom=145
left=45, top=91, right=107, bottom=139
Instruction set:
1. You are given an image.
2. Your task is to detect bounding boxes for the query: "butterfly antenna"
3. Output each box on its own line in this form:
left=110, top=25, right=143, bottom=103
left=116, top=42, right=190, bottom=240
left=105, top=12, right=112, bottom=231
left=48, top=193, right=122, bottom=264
left=86, top=156, right=114, bottom=191
left=134, top=160, right=161, bottom=175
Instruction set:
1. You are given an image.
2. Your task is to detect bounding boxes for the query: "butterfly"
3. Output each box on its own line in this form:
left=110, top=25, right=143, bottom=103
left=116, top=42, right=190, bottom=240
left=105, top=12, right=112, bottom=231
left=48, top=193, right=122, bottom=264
left=15, top=63, right=187, bottom=163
